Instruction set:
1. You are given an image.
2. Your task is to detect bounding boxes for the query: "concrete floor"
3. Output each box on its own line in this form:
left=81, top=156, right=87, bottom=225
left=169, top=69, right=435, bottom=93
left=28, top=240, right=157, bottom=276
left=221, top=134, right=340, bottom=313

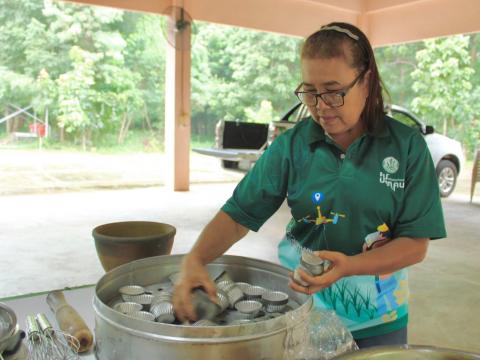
left=1, top=179, right=479, bottom=352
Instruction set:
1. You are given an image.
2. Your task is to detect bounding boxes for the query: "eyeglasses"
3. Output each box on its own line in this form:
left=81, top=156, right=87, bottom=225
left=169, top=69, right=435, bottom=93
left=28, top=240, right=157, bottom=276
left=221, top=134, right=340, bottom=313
left=294, top=70, right=366, bottom=108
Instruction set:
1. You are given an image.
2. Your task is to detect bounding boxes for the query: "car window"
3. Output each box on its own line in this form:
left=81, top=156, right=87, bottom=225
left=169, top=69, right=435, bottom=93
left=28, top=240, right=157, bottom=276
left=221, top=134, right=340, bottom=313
left=390, top=110, right=421, bottom=130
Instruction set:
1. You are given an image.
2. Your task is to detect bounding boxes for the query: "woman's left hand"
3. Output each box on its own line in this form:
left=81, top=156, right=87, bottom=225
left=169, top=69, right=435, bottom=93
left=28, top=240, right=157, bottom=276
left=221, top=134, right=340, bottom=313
left=289, top=250, right=351, bottom=295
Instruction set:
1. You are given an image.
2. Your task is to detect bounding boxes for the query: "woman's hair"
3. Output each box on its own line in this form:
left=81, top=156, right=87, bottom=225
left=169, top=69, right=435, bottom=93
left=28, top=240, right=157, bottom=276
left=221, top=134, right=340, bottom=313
left=301, top=22, right=386, bottom=134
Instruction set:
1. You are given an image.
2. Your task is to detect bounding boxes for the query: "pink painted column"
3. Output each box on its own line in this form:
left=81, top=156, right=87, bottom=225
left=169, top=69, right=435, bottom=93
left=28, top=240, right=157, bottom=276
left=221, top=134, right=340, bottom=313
left=164, top=6, right=191, bottom=191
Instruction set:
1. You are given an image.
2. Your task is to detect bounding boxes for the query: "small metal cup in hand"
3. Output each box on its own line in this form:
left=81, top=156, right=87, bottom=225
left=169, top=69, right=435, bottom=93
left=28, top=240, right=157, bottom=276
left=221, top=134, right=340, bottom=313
left=293, top=265, right=312, bottom=287
left=293, top=250, right=325, bottom=288
left=300, top=251, right=325, bottom=276
left=191, top=289, right=221, bottom=320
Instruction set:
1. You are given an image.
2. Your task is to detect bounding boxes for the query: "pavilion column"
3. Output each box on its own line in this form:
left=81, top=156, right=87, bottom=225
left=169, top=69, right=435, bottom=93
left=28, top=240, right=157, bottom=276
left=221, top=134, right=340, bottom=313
left=164, top=6, right=191, bottom=191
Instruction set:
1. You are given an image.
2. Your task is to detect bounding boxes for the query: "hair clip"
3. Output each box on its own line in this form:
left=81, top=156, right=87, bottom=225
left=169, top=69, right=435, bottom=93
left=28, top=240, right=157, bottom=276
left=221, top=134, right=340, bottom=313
left=319, top=25, right=359, bottom=41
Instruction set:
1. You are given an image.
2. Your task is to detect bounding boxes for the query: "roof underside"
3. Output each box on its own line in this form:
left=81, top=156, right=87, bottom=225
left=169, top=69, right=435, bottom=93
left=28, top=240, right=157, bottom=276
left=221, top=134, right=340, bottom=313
left=65, top=0, right=480, bottom=46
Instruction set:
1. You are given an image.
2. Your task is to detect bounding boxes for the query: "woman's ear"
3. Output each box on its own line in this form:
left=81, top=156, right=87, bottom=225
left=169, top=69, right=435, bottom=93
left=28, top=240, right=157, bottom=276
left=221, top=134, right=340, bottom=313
left=361, top=69, right=371, bottom=97
left=362, top=70, right=371, bottom=88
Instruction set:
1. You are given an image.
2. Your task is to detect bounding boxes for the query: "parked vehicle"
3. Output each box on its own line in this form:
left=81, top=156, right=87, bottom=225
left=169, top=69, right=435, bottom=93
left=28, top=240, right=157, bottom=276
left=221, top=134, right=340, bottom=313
left=385, top=105, right=464, bottom=197
left=206, top=120, right=269, bottom=170
left=193, top=103, right=464, bottom=197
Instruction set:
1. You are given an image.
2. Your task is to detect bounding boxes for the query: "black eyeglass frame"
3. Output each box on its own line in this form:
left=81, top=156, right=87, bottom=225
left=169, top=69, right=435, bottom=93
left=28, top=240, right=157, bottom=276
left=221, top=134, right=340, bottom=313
left=294, top=69, right=367, bottom=108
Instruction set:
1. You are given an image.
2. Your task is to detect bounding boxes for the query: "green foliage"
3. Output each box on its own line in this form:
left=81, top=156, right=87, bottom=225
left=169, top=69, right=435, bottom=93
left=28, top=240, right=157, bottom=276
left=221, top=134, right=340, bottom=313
left=412, top=36, right=474, bottom=127
left=190, top=22, right=301, bottom=138
left=410, top=35, right=478, bottom=155
left=32, top=69, right=56, bottom=117
left=123, top=14, right=166, bottom=128
left=244, top=100, right=273, bottom=123
left=57, top=46, right=97, bottom=133
left=375, top=42, right=424, bottom=106
left=376, top=34, right=480, bottom=158
left=0, top=0, right=44, bottom=73
left=0, top=67, right=35, bottom=106
left=0, top=0, right=149, bottom=147
left=0, top=0, right=478, bottom=157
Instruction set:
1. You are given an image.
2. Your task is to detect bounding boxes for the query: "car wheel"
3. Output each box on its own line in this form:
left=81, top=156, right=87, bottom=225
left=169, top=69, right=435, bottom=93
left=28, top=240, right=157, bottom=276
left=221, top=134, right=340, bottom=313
left=436, top=159, right=458, bottom=198
left=221, top=160, right=239, bottom=169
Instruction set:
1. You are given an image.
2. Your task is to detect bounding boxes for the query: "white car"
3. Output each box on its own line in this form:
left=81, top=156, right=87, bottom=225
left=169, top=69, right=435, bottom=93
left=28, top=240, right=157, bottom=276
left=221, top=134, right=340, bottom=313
left=385, top=105, right=465, bottom=197
left=270, top=104, right=465, bottom=197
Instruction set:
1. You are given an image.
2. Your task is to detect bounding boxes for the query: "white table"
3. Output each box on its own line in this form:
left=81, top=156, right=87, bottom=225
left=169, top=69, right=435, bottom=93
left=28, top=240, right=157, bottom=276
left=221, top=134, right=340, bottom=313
left=1, top=286, right=97, bottom=359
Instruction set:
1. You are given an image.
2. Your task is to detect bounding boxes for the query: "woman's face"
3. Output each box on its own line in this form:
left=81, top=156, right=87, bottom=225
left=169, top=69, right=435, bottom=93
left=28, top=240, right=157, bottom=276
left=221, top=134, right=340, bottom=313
left=301, top=56, right=369, bottom=139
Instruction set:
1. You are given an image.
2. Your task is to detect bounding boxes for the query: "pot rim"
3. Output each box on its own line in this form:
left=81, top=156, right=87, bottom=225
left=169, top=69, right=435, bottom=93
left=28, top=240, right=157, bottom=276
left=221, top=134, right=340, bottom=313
left=333, top=344, right=480, bottom=359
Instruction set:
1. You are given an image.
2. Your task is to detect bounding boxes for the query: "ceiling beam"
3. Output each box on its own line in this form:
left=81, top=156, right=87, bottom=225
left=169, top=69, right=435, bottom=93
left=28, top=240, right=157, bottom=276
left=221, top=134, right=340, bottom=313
left=364, top=0, right=422, bottom=12
left=64, top=0, right=359, bottom=38
left=367, top=0, right=480, bottom=47
left=63, top=0, right=172, bottom=14
left=188, top=0, right=358, bottom=37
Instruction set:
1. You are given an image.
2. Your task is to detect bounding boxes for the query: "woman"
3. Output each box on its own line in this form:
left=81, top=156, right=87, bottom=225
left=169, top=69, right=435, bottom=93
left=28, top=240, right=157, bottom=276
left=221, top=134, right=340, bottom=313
left=173, top=22, right=446, bottom=348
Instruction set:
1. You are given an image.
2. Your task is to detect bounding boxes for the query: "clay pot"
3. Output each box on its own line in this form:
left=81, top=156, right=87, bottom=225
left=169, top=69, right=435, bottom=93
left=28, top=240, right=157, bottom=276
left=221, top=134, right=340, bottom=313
left=93, top=221, right=176, bottom=272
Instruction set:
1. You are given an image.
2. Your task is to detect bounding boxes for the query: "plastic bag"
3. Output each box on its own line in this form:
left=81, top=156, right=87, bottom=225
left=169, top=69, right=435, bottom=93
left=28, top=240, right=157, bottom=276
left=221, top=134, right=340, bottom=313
left=284, top=308, right=358, bottom=360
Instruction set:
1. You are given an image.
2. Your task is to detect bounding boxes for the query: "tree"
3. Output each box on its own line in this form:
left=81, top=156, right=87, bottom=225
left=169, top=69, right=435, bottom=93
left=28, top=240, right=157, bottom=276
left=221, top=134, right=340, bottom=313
left=411, top=35, right=476, bottom=142
left=0, top=0, right=45, bottom=74
left=467, top=33, right=480, bottom=155
left=376, top=34, right=480, bottom=158
left=0, top=1, right=165, bottom=148
left=375, top=42, right=423, bottom=106
left=245, top=100, right=273, bottom=123
left=123, top=14, right=166, bottom=135
left=56, top=46, right=99, bottom=149
left=0, top=0, right=43, bottom=124
left=3, top=1, right=475, bottom=155
left=190, top=23, right=302, bottom=138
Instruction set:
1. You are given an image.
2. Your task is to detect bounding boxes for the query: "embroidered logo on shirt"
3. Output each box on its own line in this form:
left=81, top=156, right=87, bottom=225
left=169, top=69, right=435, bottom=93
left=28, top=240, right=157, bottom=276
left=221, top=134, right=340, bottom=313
left=379, top=172, right=405, bottom=191
left=382, top=157, right=399, bottom=174
left=380, top=157, right=404, bottom=191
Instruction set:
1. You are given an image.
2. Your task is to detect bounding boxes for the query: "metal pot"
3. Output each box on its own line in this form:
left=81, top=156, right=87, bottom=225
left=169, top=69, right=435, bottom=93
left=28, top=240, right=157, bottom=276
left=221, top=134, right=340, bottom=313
left=93, top=254, right=312, bottom=360
left=333, top=345, right=480, bottom=359
left=0, top=303, right=27, bottom=360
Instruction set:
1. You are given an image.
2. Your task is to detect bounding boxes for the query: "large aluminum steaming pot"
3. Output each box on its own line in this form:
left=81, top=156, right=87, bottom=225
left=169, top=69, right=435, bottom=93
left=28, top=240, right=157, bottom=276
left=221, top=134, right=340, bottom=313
left=333, top=345, right=480, bottom=360
left=93, top=254, right=313, bottom=360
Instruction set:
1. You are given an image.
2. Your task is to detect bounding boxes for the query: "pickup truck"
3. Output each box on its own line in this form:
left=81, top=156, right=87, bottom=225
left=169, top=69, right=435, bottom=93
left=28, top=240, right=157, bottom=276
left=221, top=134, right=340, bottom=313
left=193, top=103, right=464, bottom=197
left=193, top=103, right=307, bottom=170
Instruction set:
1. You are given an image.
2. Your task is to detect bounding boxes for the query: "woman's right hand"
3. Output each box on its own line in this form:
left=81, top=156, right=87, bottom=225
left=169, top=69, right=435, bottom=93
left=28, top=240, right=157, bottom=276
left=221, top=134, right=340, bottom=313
left=172, top=254, right=218, bottom=322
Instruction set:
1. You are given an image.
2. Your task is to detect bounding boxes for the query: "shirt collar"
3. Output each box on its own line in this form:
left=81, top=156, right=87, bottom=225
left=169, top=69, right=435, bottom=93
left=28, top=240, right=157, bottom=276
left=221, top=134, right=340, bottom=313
left=375, top=117, right=391, bottom=138
left=306, top=117, right=326, bottom=145
left=306, top=116, right=390, bottom=146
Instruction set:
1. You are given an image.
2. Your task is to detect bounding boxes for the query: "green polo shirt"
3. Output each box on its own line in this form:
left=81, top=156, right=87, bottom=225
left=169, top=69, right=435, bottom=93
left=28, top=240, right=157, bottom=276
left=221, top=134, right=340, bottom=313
left=222, top=115, right=446, bottom=339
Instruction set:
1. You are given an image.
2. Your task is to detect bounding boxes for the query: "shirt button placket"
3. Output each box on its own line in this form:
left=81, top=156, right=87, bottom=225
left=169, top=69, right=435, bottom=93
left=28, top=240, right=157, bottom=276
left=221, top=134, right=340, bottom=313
left=339, top=152, right=354, bottom=178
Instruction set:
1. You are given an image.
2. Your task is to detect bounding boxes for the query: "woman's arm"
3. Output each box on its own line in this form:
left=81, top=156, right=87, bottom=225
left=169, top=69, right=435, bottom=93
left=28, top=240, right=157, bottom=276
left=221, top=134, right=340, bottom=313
left=187, top=210, right=250, bottom=265
left=347, top=236, right=429, bottom=275
left=290, top=236, right=429, bottom=295
left=173, top=210, right=249, bottom=321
